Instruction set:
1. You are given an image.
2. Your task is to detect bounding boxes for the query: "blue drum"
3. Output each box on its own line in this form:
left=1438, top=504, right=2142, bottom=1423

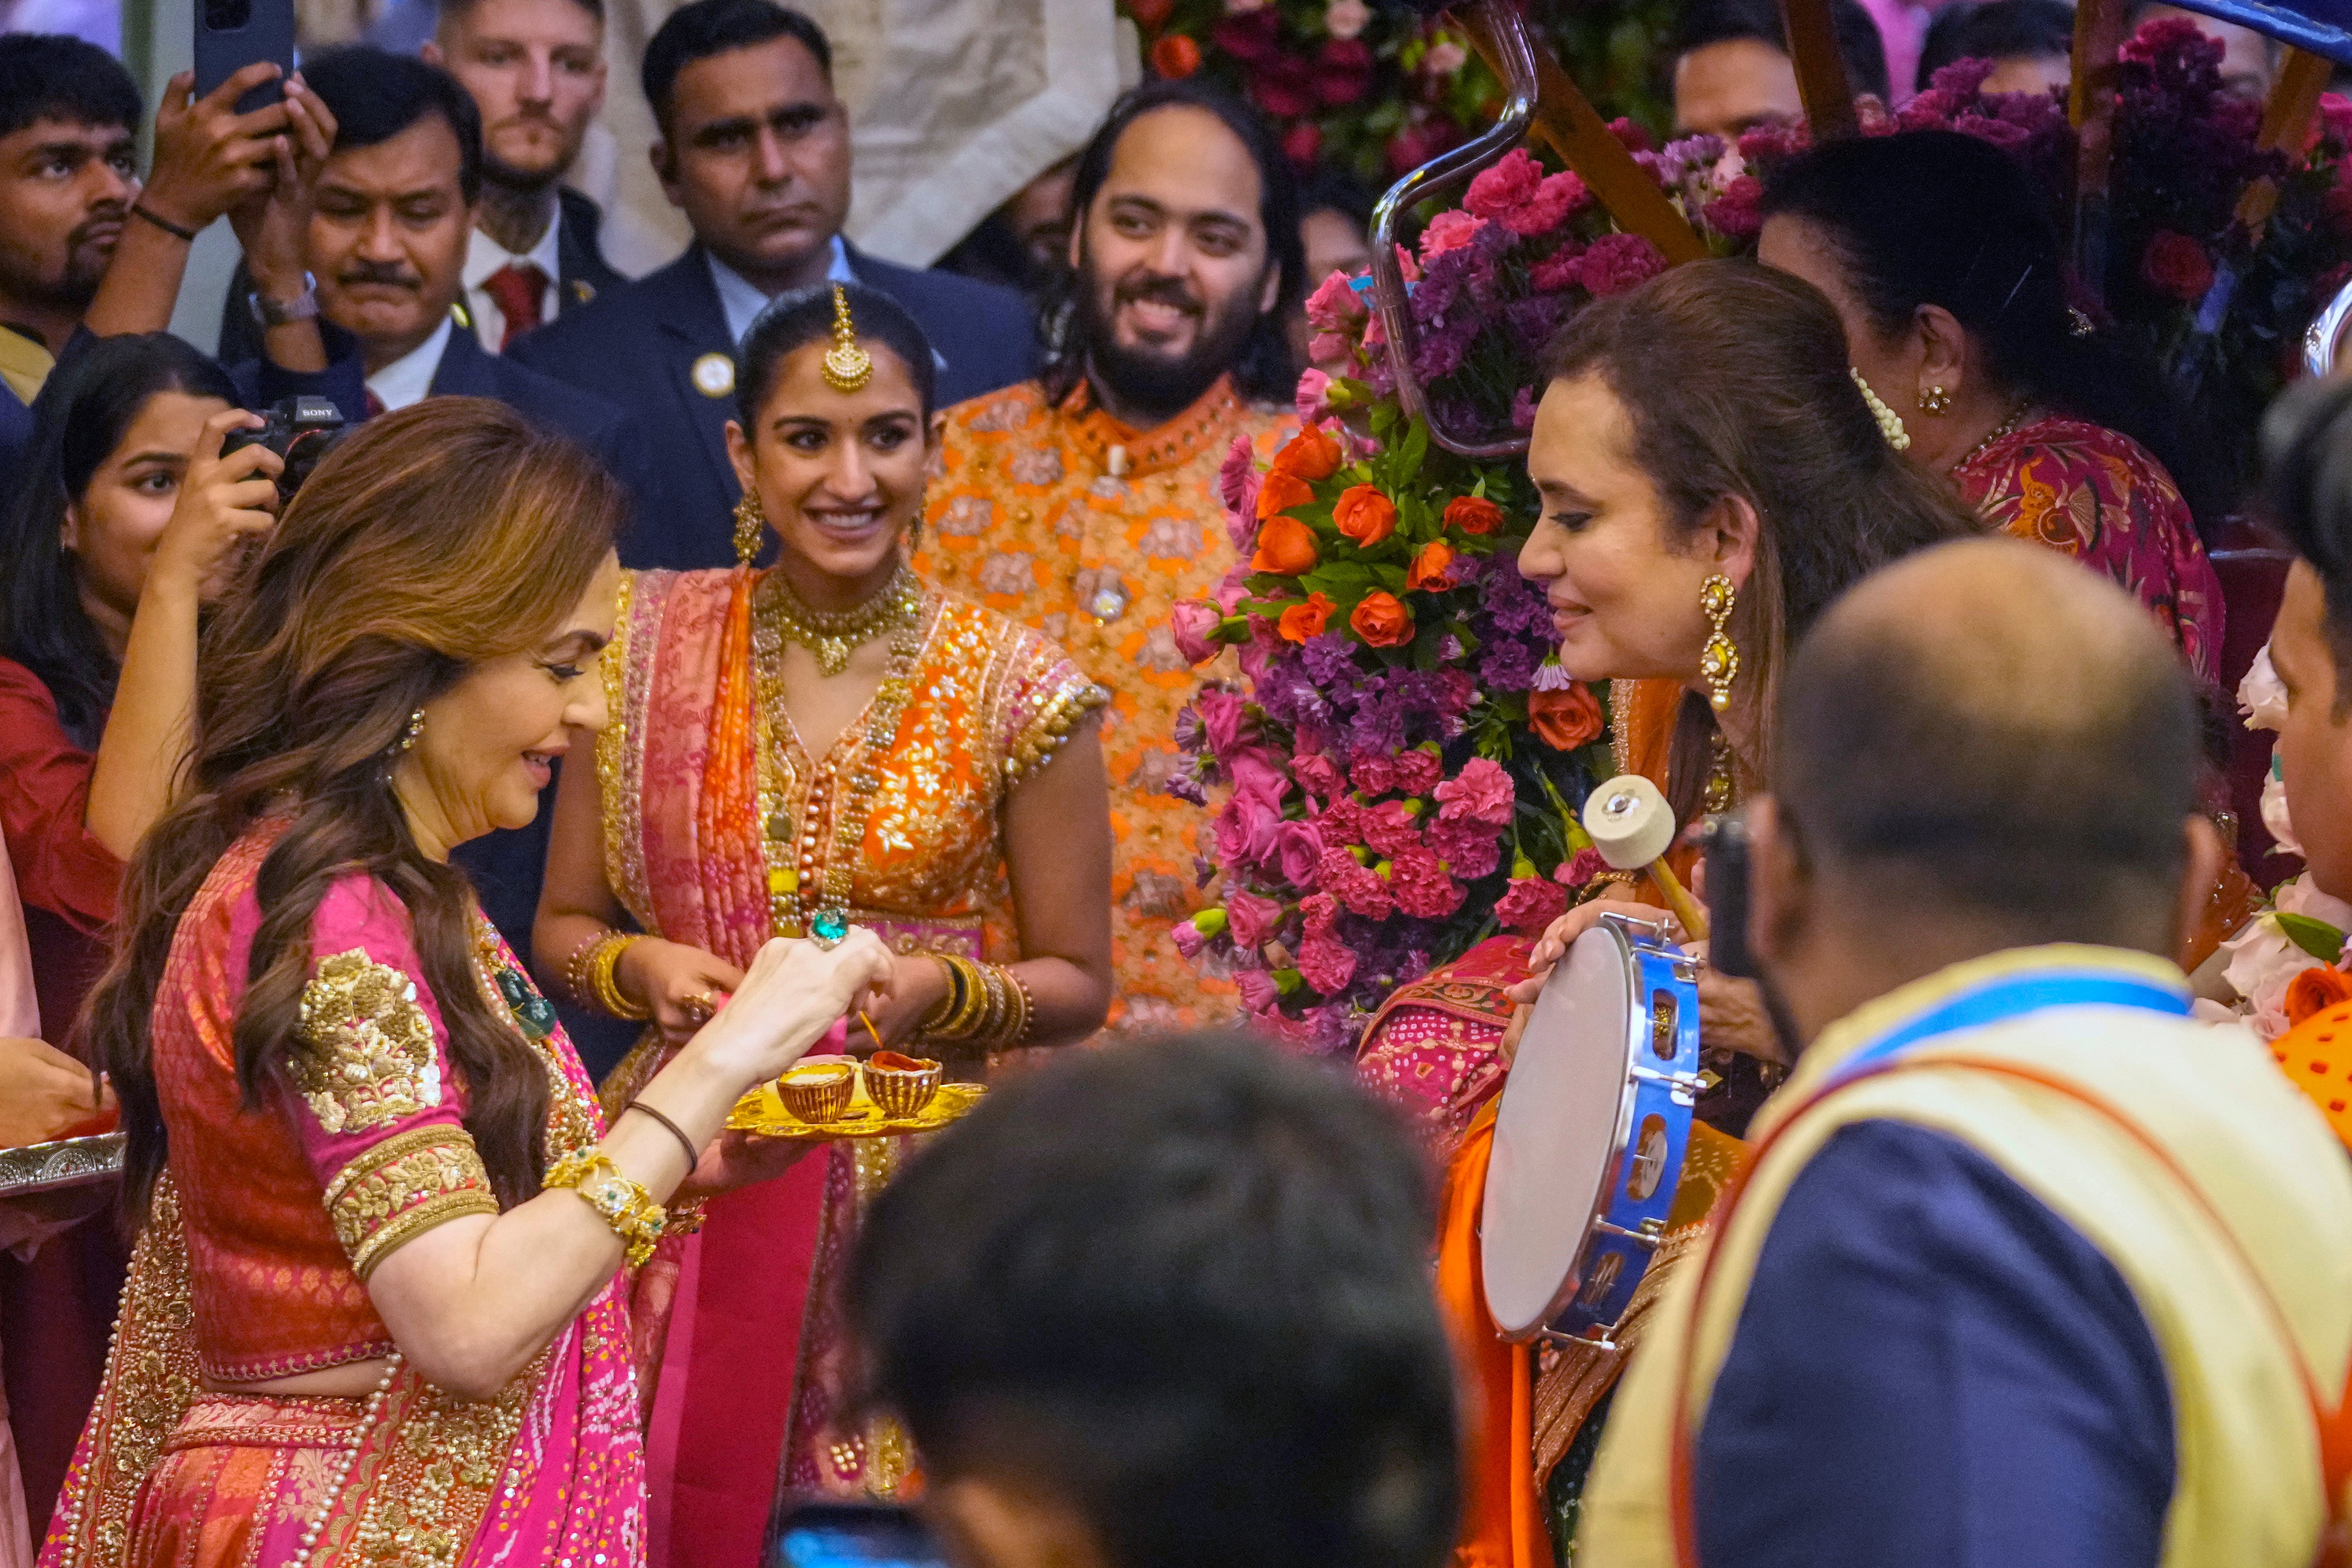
left=1481, top=912, right=1706, bottom=1342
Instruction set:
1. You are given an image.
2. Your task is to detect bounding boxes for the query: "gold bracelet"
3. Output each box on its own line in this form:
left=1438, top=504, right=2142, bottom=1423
left=924, top=955, right=990, bottom=1043
left=1002, top=966, right=1033, bottom=1049
left=563, top=928, right=608, bottom=1006
left=545, top=1149, right=667, bottom=1270
left=586, top=932, right=651, bottom=1021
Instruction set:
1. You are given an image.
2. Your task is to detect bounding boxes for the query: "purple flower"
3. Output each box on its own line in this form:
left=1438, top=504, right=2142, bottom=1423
left=1478, top=637, right=1539, bottom=693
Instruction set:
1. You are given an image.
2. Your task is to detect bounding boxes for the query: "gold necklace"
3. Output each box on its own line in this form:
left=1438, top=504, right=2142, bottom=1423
left=1948, top=400, right=2035, bottom=476
left=768, top=561, right=923, bottom=677
left=751, top=575, right=931, bottom=939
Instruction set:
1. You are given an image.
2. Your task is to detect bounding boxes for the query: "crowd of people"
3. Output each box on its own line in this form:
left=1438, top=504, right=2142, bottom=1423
left=1, top=0, right=2352, bottom=1565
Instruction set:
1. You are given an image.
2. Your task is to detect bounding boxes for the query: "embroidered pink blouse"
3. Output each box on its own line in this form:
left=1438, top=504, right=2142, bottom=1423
left=1951, top=414, right=2224, bottom=687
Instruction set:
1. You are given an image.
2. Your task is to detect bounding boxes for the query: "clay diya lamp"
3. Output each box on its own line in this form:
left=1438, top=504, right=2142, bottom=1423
left=864, top=1050, right=942, bottom=1117
left=777, top=1061, right=857, bottom=1123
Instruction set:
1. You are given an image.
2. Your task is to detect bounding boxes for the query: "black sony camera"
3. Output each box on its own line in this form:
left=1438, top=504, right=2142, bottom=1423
left=222, top=395, right=348, bottom=503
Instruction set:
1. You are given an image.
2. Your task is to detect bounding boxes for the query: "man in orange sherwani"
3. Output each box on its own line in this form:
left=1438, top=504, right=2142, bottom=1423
left=917, top=80, right=1302, bottom=1032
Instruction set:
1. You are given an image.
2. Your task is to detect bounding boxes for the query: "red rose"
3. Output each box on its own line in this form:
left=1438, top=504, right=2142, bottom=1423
left=1282, top=122, right=1322, bottom=165
left=1332, top=484, right=1397, bottom=547
left=1445, top=494, right=1505, bottom=534
left=1349, top=590, right=1413, bottom=646
left=1149, top=33, right=1200, bottom=77
left=1123, top=0, right=1173, bottom=29
left=2140, top=230, right=2214, bottom=302
left=1279, top=590, right=1338, bottom=642
left=1528, top=684, right=1604, bottom=750
left=1252, top=515, right=1319, bottom=575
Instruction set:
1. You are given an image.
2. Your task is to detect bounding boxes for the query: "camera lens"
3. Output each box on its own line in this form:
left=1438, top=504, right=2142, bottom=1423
left=203, top=0, right=251, bottom=31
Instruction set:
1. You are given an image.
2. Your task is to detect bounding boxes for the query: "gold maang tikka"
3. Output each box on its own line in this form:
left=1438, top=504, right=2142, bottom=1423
left=821, top=285, right=873, bottom=394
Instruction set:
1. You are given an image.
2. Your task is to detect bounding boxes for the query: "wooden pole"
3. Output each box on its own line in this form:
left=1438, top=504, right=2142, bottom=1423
left=1458, top=10, right=1709, bottom=265
left=2067, top=0, right=2127, bottom=304
left=1779, top=0, right=1860, bottom=138
left=2237, top=48, right=2332, bottom=230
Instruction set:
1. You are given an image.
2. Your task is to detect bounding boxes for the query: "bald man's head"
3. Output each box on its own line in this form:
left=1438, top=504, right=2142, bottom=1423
left=1772, top=539, right=2199, bottom=951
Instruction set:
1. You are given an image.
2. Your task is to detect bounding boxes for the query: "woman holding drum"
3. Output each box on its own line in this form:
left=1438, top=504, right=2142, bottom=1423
left=1377, top=259, right=1979, bottom=1567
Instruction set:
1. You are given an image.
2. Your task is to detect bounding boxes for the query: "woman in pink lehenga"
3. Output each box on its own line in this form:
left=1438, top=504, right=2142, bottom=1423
left=39, top=401, right=893, bottom=1568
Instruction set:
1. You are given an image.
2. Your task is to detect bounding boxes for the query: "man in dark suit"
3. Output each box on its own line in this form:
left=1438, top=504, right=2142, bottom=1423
left=226, top=45, right=651, bottom=972
left=218, top=0, right=627, bottom=364
left=510, top=0, right=1035, bottom=569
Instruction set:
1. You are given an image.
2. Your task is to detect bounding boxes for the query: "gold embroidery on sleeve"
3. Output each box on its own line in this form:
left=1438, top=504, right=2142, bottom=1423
left=324, top=1125, right=498, bottom=1279
left=1004, top=674, right=1108, bottom=788
left=293, top=949, right=445, bottom=1133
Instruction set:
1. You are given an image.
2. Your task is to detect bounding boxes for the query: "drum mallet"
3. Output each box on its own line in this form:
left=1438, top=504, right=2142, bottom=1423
left=1582, top=774, right=1709, bottom=943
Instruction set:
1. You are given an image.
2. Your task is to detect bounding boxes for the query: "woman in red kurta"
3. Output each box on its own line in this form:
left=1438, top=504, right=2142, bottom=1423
left=0, top=335, right=285, bottom=1537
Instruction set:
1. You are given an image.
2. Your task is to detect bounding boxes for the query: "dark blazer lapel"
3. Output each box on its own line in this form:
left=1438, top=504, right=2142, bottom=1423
left=425, top=319, right=499, bottom=397
left=644, top=247, right=741, bottom=504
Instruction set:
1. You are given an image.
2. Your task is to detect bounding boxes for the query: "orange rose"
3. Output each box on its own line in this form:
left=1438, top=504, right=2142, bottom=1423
left=1333, top=484, right=1397, bottom=547
left=1528, top=684, right=1604, bottom=750
left=1256, top=470, right=1317, bottom=520
left=1272, top=424, right=1343, bottom=482
left=1446, top=495, right=1505, bottom=535
left=1251, top=514, right=1319, bottom=575
left=1279, top=591, right=1338, bottom=642
left=1406, top=539, right=1456, bottom=590
left=1349, top=590, right=1412, bottom=647
left=2287, top=964, right=2352, bottom=1026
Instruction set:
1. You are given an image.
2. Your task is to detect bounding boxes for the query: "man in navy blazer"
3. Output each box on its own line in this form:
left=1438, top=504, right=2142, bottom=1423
left=509, top=0, right=1034, bottom=569
left=225, top=44, right=652, bottom=971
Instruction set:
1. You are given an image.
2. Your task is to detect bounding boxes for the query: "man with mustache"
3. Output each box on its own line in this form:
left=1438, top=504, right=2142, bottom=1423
left=509, top=0, right=1035, bottom=569
left=227, top=44, right=653, bottom=964
left=913, top=81, right=1303, bottom=1034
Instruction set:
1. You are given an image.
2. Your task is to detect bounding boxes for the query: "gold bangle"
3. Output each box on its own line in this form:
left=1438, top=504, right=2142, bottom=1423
left=586, top=933, right=651, bottom=1021
left=1001, top=966, right=1033, bottom=1050
left=925, top=955, right=989, bottom=1043
left=545, top=1149, right=667, bottom=1270
left=563, top=928, right=609, bottom=1007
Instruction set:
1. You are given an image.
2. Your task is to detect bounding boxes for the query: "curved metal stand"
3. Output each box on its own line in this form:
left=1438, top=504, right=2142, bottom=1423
left=2307, top=274, right=2352, bottom=377
left=1365, top=0, right=1541, bottom=458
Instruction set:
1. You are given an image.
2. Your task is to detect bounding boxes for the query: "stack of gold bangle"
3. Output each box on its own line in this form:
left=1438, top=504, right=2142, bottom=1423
left=545, top=1149, right=667, bottom=1270
left=920, top=955, right=1031, bottom=1050
left=567, top=929, right=650, bottom=1021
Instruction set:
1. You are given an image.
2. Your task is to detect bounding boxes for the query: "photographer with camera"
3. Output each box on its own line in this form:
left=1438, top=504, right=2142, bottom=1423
left=0, top=332, right=282, bottom=1538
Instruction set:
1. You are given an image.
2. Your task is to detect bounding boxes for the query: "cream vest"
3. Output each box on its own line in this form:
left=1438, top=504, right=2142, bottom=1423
left=1577, top=945, right=2352, bottom=1568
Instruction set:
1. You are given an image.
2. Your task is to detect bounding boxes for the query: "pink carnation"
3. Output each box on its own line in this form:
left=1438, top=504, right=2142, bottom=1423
left=1304, top=267, right=1368, bottom=330
left=1297, top=934, right=1358, bottom=994
left=1300, top=891, right=1340, bottom=936
left=1234, top=967, right=1280, bottom=1016
left=1463, top=148, right=1543, bottom=221
left=1434, top=756, right=1514, bottom=826
left=1351, top=754, right=1397, bottom=796
left=1362, top=799, right=1424, bottom=858
left=1319, top=846, right=1394, bottom=919
left=1391, top=747, right=1442, bottom=796
left=1309, top=330, right=1355, bottom=366
left=1225, top=889, right=1284, bottom=949
left=1387, top=845, right=1466, bottom=919
left=1315, top=794, right=1365, bottom=846
left=1172, top=919, right=1207, bottom=960
left=1700, top=174, right=1763, bottom=241
left=1578, top=233, right=1668, bottom=298
left=1429, top=816, right=1503, bottom=880
left=1528, top=241, right=1585, bottom=295
left=1419, top=209, right=1486, bottom=260
left=1217, top=435, right=1261, bottom=533
left=1554, top=846, right=1607, bottom=888
left=1495, top=875, right=1568, bottom=935
left=1294, top=752, right=1346, bottom=801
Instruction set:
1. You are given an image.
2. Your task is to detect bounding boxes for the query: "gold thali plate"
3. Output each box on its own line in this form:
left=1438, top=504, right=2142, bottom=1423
left=726, top=1078, right=986, bottom=1141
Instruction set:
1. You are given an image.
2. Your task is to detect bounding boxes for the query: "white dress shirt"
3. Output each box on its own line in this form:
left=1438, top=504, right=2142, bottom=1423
left=706, top=236, right=856, bottom=349
left=365, top=316, right=454, bottom=413
left=462, top=214, right=565, bottom=354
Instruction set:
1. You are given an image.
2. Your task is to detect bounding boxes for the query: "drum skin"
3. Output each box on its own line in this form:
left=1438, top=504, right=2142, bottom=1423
left=1481, top=916, right=1703, bottom=1339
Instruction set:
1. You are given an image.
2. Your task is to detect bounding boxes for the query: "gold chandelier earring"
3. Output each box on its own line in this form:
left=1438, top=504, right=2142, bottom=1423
left=1850, top=369, right=1911, bottom=451
left=1698, top=573, right=1738, bottom=714
left=733, top=489, right=767, bottom=565
left=1919, top=385, right=1952, bottom=415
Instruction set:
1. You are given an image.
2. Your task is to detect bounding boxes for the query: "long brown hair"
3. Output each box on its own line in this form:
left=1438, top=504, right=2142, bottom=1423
left=1542, top=259, right=1981, bottom=821
left=88, top=398, right=625, bottom=1224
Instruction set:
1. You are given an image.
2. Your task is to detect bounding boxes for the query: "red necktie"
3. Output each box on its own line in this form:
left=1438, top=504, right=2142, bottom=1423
left=364, top=389, right=385, bottom=418
left=481, top=261, right=549, bottom=350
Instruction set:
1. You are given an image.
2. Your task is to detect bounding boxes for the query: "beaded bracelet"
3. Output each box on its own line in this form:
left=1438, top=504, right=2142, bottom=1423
left=545, top=1149, right=667, bottom=1270
left=566, top=930, right=651, bottom=1021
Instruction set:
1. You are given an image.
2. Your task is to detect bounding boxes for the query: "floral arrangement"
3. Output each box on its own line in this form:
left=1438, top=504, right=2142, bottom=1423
left=1117, top=0, right=1680, bottom=182
left=1728, top=22, right=2352, bottom=492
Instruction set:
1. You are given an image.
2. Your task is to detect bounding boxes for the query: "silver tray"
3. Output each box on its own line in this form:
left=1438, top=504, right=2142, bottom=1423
left=0, top=1132, right=125, bottom=1195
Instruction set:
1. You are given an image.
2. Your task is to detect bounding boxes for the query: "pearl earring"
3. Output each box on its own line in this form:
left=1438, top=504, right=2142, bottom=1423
left=1850, top=369, right=1912, bottom=451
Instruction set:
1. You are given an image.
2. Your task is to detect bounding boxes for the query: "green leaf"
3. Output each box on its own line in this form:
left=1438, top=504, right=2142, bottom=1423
left=2275, top=911, right=2348, bottom=964
left=1398, top=417, right=1430, bottom=476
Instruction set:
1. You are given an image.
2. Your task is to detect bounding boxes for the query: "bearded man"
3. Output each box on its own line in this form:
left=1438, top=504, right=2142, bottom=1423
left=914, top=80, right=1303, bottom=1034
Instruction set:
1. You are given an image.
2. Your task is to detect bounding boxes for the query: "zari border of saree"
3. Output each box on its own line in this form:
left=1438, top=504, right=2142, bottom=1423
left=601, top=568, right=659, bottom=932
